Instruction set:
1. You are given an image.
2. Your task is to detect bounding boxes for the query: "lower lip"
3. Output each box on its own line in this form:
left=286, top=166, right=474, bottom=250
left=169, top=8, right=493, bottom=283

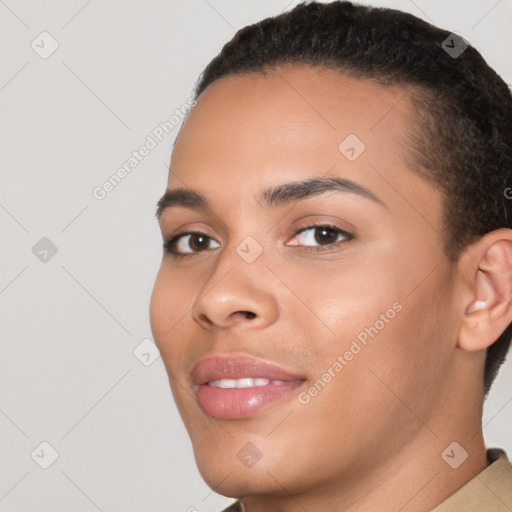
left=197, top=381, right=304, bottom=419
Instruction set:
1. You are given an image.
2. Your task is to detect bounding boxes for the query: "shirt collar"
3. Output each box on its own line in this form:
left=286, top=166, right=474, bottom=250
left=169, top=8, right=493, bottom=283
left=431, top=448, right=512, bottom=511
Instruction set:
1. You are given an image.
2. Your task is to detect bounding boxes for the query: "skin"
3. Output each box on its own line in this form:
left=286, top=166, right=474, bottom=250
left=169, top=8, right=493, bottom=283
left=150, top=65, right=512, bottom=512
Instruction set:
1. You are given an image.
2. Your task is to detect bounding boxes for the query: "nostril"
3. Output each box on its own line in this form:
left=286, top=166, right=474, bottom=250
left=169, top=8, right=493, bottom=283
left=242, top=311, right=256, bottom=319
left=198, top=313, right=212, bottom=325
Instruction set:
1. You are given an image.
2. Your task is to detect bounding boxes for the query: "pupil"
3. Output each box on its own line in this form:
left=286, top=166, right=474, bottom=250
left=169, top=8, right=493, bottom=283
left=190, top=234, right=207, bottom=251
left=315, top=227, right=336, bottom=245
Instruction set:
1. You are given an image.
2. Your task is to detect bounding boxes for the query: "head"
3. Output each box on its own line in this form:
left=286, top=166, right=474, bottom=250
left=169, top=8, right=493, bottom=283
left=150, top=1, right=512, bottom=502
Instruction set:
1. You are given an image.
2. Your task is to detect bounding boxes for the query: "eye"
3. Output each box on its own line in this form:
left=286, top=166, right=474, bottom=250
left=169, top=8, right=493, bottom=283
left=163, top=232, right=220, bottom=255
left=288, top=224, right=353, bottom=249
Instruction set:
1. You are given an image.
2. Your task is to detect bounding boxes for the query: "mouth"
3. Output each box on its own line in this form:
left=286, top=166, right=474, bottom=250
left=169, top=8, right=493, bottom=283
left=191, top=354, right=306, bottom=419
left=208, top=378, right=290, bottom=388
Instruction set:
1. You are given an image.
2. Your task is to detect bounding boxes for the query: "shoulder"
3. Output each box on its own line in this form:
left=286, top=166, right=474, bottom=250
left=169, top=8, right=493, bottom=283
left=432, top=448, right=512, bottom=512
left=220, top=500, right=243, bottom=512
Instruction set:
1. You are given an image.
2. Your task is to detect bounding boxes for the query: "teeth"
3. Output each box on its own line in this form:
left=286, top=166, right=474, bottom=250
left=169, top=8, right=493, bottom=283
left=236, top=378, right=256, bottom=388
left=208, top=378, right=274, bottom=388
left=208, top=379, right=235, bottom=389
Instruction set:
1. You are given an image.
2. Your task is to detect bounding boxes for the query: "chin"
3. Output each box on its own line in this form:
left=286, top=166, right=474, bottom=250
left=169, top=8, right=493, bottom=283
left=193, top=447, right=286, bottom=498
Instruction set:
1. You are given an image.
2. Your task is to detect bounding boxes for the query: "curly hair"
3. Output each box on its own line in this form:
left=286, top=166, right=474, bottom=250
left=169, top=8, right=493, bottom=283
left=192, top=1, right=512, bottom=395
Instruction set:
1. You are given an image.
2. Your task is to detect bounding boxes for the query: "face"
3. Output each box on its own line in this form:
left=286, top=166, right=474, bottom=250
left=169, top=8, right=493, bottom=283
left=150, top=65, right=462, bottom=498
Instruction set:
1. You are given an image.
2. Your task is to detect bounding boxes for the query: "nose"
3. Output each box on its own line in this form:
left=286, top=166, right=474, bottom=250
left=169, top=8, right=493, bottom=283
left=191, top=263, right=279, bottom=331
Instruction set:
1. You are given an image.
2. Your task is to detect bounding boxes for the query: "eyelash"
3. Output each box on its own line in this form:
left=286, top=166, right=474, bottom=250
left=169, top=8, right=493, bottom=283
left=162, top=223, right=354, bottom=258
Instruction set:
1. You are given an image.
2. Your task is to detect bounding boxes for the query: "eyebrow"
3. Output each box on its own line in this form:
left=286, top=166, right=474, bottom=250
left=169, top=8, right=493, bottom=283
left=155, top=176, right=385, bottom=219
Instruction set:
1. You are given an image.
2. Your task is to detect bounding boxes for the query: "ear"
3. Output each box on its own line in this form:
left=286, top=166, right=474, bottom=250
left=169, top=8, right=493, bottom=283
left=458, top=229, right=512, bottom=351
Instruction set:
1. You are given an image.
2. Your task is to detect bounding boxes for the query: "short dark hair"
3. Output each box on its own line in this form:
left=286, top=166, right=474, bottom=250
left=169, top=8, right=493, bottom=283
left=192, top=1, right=512, bottom=394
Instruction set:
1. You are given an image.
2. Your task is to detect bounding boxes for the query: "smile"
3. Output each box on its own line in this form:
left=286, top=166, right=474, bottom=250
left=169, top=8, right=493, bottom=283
left=208, top=378, right=289, bottom=388
left=192, top=353, right=306, bottom=419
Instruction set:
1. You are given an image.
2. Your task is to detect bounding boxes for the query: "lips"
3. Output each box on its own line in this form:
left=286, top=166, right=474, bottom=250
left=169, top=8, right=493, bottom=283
left=192, top=354, right=304, bottom=384
left=191, top=354, right=305, bottom=419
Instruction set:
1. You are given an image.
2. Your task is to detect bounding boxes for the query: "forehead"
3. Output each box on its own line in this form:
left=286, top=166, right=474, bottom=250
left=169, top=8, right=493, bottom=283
left=167, top=65, right=438, bottom=226
left=172, top=65, right=415, bottom=171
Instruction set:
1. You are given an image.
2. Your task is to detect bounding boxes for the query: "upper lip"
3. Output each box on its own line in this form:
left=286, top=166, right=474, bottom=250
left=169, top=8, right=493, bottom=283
left=191, top=353, right=305, bottom=385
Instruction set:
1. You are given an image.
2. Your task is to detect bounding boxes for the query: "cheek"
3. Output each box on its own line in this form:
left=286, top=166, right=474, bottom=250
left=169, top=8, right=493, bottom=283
left=281, top=245, right=452, bottom=416
left=150, top=267, right=199, bottom=419
left=331, top=268, right=458, bottom=432
left=280, top=298, right=438, bottom=472
left=149, top=264, right=195, bottom=366
left=272, top=253, right=405, bottom=360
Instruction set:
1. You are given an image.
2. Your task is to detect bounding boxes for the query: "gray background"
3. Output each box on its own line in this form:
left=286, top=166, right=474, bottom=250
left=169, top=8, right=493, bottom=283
left=1, top=1, right=511, bottom=511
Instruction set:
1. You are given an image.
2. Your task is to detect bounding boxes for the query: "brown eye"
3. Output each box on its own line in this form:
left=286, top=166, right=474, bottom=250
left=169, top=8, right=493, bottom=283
left=188, top=234, right=210, bottom=251
left=314, top=226, right=339, bottom=245
left=291, top=224, right=352, bottom=248
left=164, top=232, right=220, bottom=255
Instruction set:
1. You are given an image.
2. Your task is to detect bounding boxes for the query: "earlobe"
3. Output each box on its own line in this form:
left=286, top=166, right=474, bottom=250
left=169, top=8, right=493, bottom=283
left=458, top=231, right=512, bottom=352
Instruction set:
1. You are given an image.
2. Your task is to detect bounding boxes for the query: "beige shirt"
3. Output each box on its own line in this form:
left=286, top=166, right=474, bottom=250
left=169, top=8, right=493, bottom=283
left=431, top=448, right=512, bottom=512
left=221, top=448, right=512, bottom=512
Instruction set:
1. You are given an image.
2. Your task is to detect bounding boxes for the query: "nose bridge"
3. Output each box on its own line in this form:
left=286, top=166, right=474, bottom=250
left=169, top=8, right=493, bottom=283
left=191, top=234, right=278, bottom=329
